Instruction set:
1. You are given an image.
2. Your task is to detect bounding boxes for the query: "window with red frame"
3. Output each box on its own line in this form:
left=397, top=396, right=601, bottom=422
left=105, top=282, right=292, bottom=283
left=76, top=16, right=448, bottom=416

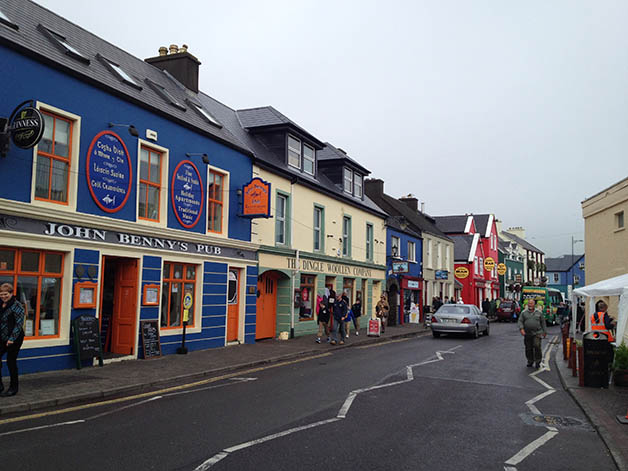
left=161, top=262, right=196, bottom=328
left=138, top=146, right=162, bottom=221
left=35, top=111, right=72, bottom=204
left=0, top=247, right=64, bottom=338
left=207, top=171, right=224, bottom=233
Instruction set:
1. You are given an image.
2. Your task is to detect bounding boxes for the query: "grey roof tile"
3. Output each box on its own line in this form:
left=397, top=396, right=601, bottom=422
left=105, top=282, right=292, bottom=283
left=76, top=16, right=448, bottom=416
left=450, top=234, right=475, bottom=262
left=545, top=255, right=583, bottom=272
left=502, top=231, right=544, bottom=254
left=433, top=215, right=469, bottom=234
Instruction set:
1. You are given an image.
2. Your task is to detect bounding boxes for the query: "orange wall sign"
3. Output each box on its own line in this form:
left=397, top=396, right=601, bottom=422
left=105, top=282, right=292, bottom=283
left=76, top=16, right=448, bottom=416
left=242, top=177, right=271, bottom=218
left=454, top=266, right=469, bottom=279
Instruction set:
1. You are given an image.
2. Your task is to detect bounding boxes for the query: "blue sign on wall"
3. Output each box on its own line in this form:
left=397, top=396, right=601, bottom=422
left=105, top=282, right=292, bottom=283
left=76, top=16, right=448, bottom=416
left=171, top=160, right=204, bottom=228
left=435, top=270, right=449, bottom=280
left=86, top=131, right=132, bottom=213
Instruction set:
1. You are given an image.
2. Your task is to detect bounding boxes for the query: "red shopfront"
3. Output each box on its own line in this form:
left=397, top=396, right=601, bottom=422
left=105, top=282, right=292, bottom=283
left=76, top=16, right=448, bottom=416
left=400, top=276, right=422, bottom=324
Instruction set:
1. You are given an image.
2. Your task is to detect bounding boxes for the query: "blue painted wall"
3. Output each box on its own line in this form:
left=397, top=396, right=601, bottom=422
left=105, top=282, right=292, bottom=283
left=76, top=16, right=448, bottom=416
left=386, top=227, right=423, bottom=278
left=547, top=255, right=585, bottom=298
left=0, top=45, right=252, bottom=241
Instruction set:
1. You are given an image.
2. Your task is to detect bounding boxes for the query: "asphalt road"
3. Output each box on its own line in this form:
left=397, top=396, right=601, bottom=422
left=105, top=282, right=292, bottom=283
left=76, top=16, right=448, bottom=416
left=0, top=323, right=617, bottom=471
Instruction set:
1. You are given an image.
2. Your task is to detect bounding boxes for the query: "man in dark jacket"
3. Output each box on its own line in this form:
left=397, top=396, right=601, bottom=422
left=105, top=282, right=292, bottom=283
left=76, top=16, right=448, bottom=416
left=330, top=293, right=348, bottom=345
left=482, top=298, right=491, bottom=315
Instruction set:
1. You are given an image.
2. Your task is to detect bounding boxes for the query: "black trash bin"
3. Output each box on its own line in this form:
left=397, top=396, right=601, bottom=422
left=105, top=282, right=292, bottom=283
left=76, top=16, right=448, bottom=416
left=583, top=331, right=610, bottom=388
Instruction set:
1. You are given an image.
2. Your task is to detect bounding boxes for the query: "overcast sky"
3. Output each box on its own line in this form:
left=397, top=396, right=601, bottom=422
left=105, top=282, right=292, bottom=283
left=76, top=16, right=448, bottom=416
left=35, top=0, right=628, bottom=257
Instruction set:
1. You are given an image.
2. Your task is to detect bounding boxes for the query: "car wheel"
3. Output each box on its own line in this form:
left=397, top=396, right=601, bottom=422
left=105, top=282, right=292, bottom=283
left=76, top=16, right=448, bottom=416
left=432, top=331, right=441, bottom=338
left=484, top=323, right=490, bottom=336
left=472, top=325, right=479, bottom=339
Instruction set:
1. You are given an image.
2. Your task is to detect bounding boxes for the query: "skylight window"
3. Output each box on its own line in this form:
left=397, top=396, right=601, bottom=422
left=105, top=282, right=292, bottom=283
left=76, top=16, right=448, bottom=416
left=185, top=99, right=222, bottom=128
left=38, top=24, right=89, bottom=64
left=96, top=54, right=141, bottom=90
left=145, top=79, right=186, bottom=111
left=0, top=9, right=18, bottom=30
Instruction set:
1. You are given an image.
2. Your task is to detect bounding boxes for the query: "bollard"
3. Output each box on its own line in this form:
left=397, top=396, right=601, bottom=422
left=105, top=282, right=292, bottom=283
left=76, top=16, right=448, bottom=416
left=566, top=337, right=572, bottom=361
left=571, top=341, right=578, bottom=377
left=578, top=345, right=584, bottom=386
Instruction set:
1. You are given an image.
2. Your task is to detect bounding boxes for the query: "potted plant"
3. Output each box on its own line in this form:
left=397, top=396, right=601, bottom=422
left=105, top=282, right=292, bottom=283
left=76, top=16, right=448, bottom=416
left=613, top=342, right=628, bottom=387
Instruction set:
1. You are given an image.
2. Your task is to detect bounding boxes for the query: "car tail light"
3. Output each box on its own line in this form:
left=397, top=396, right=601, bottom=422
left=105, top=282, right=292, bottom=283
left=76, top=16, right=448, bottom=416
left=461, top=317, right=471, bottom=324
left=431, top=316, right=438, bottom=323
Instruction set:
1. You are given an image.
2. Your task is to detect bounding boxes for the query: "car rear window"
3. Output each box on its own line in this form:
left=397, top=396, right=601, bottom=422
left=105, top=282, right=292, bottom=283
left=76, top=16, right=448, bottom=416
left=436, top=306, right=470, bottom=314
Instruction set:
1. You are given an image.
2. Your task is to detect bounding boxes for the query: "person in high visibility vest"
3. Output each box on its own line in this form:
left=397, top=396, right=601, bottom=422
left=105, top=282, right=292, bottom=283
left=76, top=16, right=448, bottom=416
left=591, top=300, right=616, bottom=343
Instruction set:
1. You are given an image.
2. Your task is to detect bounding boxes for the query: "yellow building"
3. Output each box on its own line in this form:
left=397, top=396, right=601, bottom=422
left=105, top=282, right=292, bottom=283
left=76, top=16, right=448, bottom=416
left=230, top=108, right=387, bottom=338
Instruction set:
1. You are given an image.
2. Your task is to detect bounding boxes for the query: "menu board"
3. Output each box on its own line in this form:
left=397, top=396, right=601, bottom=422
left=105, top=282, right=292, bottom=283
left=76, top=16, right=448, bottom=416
left=171, top=160, right=203, bottom=228
left=140, top=320, right=162, bottom=359
left=72, top=315, right=104, bottom=369
left=86, top=131, right=132, bottom=213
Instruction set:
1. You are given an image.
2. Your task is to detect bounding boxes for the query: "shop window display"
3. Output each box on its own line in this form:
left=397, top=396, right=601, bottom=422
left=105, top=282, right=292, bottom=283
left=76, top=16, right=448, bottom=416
left=161, top=262, right=196, bottom=328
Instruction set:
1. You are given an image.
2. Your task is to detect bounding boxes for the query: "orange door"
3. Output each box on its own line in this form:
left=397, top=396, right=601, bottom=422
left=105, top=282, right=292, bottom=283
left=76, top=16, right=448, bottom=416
left=256, top=272, right=277, bottom=339
left=227, top=268, right=240, bottom=342
left=112, top=258, right=138, bottom=355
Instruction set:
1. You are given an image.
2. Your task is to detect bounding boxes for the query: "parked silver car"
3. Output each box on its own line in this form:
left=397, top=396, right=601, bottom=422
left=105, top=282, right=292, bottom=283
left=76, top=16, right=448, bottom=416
left=430, top=304, right=489, bottom=339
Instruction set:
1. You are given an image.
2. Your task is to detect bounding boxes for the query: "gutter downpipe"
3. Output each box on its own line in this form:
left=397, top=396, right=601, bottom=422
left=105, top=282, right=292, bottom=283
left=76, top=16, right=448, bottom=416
left=290, top=249, right=300, bottom=339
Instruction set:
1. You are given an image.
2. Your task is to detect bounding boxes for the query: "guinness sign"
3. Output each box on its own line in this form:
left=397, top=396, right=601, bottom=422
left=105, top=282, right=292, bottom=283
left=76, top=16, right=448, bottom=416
left=10, top=105, right=45, bottom=149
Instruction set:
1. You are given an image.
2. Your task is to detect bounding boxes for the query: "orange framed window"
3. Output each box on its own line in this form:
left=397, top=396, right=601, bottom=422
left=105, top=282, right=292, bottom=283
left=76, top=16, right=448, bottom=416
left=0, top=247, right=64, bottom=339
left=35, top=111, right=73, bottom=204
left=207, top=170, right=224, bottom=233
left=138, top=146, right=162, bottom=221
left=161, top=262, right=196, bottom=329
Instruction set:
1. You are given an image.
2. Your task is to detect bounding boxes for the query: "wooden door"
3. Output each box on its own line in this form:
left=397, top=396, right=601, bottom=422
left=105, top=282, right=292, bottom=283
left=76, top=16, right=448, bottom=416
left=256, top=272, right=277, bottom=339
left=112, top=258, right=138, bottom=355
left=227, top=268, right=240, bottom=342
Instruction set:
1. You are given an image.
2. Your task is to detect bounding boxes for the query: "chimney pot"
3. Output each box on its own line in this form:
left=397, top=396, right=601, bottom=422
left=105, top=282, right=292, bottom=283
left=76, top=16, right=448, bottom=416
left=364, top=178, right=384, bottom=196
left=159, top=46, right=168, bottom=56
left=421, top=202, right=425, bottom=213
left=180, top=44, right=188, bottom=53
left=145, top=45, right=202, bottom=92
left=169, top=44, right=179, bottom=54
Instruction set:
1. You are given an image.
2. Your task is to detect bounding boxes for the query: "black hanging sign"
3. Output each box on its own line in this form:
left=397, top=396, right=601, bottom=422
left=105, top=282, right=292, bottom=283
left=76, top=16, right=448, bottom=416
left=9, top=102, right=45, bottom=149
left=72, top=315, right=104, bottom=369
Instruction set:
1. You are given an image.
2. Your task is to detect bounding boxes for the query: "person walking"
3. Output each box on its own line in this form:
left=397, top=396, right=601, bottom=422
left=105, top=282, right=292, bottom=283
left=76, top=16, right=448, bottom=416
left=344, top=296, right=353, bottom=338
left=351, top=297, right=362, bottom=335
left=591, top=300, right=616, bottom=365
left=0, top=283, right=25, bottom=397
left=330, top=293, right=348, bottom=345
left=518, top=299, right=547, bottom=369
left=376, top=293, right=390, bottom=334
left=482, top=298, right=491, bottom=316
left=315, top=295, right=330, bottom=344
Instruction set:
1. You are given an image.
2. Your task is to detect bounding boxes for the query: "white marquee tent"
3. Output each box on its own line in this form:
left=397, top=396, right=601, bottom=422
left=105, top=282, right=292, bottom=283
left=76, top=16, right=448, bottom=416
left=572, top=273, right=628, bottom=346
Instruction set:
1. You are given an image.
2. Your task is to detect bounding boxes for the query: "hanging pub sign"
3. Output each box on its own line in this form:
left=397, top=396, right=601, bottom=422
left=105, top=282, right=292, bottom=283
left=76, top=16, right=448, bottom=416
left=9, top=104, right=45, bottom=149
left=484, top=257, right=495, bottom=271
left=392, top=260, right=409, bottom=273
left=454, top=266, right=469, bottom=279
left=497, top=263, right=507, bottom=276
left=241, top=177, right=271, bottom=218
left=171, top=160, right=204, bottom=228
left=86, top=131, right=132, bottom=213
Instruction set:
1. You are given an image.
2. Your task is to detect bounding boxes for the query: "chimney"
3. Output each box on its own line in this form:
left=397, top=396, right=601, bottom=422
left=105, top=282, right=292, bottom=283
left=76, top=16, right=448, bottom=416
left=364, top=178, right=384, bottom=196
left=399, top=194, right=418, bottom=212
left=145, top=44, right=201, bottom=93
left=421, top=201, right=425, bottom=213
left=507, top=226, right=526, bottom=239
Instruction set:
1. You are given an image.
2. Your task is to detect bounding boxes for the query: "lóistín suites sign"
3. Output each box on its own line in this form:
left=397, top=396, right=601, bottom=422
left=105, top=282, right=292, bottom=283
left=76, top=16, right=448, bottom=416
left=86, top=131, right=132, bottom=213
left=171, top=160, right=203, bottom=228
left=10, top=106, right=45, bottom=149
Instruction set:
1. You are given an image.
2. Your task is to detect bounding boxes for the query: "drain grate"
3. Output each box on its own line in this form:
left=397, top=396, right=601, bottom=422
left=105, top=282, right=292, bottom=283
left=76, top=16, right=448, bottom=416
left=520, top=413, right=594, bottom=431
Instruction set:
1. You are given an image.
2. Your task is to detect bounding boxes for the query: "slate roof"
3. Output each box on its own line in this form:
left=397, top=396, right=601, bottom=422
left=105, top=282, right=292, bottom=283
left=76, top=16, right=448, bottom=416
left=317, top=142, right=370, bottom=174
left=450, top=234, right=475, bottom=262
left=433, top=215, right=469, bottom=234
left=197, top=94, right=386, bottom=217
left=473, top=214, right=491, bottom=236
left=501, top=231, right=544, bottom=254
left=364, top=187, right=452, bottom=241
left=0, top=0, right=251, bottom=155
left=236, top=106, right=323, bottom=146
left=545, top=255, right=584, bottom=272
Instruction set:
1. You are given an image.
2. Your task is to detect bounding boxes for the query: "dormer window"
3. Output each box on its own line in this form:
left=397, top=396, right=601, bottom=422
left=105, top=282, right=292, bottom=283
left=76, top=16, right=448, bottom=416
left=0, top=8, right=18, bottom=30
left=288, top=135, right=301, bottom=169
left=303, top=144, right=315, bottom=175
left=343, top=167, right=363, bottom=198
left=39, top=25, right=89, bottom=64
left=97, top=54, right=142, bottom=90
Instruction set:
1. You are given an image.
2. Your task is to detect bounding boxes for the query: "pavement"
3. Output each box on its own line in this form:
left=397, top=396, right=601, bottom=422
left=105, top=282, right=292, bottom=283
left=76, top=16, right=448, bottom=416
left=554, top=338, right=628, bottom=471
left=0, top=321, right=429, bottom=417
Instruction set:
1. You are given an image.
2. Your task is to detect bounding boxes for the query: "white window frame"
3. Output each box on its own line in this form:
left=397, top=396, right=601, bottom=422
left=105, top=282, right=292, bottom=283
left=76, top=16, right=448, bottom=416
left=474, top=256, right=479, bottom=275
left=313, top=206, right=322, bottom=252
left=205, top=165, right=230, bottom=238
left=136, top=139, right=169, bottom=229
left=343, top=168, right=353, bottom=194
left=426, top=239, right=432, bottom=268
left=574, top=274, right=580, bottom=284
left=288, top=135, right=301, bottom=169
left=616, top=210, right=625, bottom=230
left=303, top=143, right=315, bottom=176
left=553, top=273, right=559, bottom=283
left=276, top=193, right=288, bottom=245
left=366, top=223, right=374, bottom=261
left=30, top=102, right=81, bottom=213
left=436, top=242, right=441, bottom=269
left=391, top=236, right=400, bottom=259
left=342, top=216, right=351, bottom=257
left=353, top=173, right=363, bottom=198
left=444, top=245, right=450, bottom=269
left=408, top=241, right=416, bottom=262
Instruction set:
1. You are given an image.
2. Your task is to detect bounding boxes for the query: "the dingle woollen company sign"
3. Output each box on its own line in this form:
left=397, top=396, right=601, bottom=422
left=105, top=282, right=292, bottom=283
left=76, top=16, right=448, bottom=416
left=242, top=177, right=271, bottom=218
left=454, top=266, right=469, bottom=279
left=10, top=105, right=45, bottom=149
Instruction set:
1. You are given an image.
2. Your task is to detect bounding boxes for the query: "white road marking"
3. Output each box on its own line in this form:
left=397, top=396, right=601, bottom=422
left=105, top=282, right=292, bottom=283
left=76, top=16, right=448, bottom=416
left=195, top=344, right=463, bottom=469
left=85, top=396, right=162, bottom=420
left=504, top=430, right=559, bottom=466
left=0, top=420, right=85, bottom=437
left=525, top=389, right=556, bottom=415
left=504, top=466, right=518, bottom=471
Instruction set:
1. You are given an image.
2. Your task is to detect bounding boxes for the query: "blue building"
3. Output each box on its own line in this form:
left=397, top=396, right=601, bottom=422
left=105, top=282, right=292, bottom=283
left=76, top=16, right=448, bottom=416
left=545, top=254, right=585, bottom=299
left=0, top=1, right=259, bottom=373
left=364, top=180, right=426, bottom=324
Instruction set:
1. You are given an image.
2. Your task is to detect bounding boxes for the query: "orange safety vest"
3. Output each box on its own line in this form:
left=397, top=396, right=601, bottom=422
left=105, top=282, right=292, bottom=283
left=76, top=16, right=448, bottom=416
left=590, top=311, right=615, bottom=342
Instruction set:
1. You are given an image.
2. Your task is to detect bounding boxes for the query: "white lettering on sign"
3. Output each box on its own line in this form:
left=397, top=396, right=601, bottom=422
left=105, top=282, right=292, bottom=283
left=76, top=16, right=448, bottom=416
left=44, top=222, right=106, bottom=241
left=286, top=257, right=373, bottom=278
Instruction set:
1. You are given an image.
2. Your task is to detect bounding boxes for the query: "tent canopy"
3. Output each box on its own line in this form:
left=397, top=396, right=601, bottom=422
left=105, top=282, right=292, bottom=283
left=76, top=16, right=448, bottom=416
left=572, top=272, right=628, bottom=346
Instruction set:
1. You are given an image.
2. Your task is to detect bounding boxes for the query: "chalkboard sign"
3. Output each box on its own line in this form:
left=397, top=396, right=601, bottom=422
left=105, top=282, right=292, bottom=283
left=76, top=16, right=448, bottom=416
left=140, top=320, right=162, bottom=359
left=72, top=315, right=104, bottom=369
